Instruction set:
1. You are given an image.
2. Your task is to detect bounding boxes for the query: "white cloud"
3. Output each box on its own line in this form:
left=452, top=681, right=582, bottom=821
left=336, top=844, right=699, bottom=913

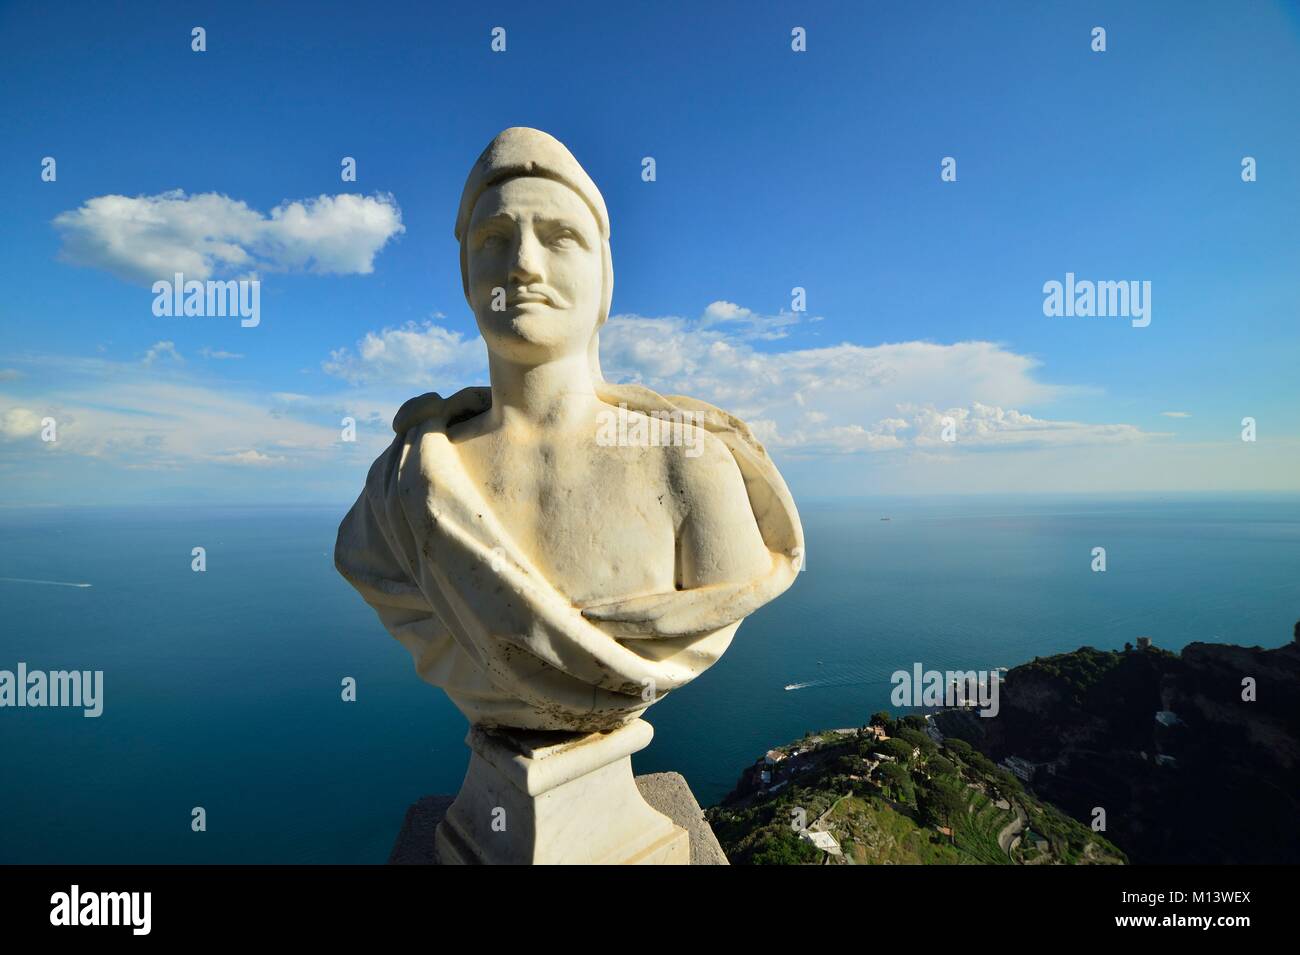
left=0, top=298, right=1292, bottom=499
left=599, top=310, right=1155, bottom=455
left=53, top=190, right=404, bottom=284
left=0, top=355, right=382, bottom=472
left=907, top=403, right=1150, bottom=449
left=199, top=347, right=244, bottom=360
left=142, top=341, right=184, bottom=365
left=317, top=305, right=1154, bottom=456
left=219, top=449, right=287, bottom=466
left=322, top=320, right=485, bottom=386
left=1160, top=411, right=1192, bottom=418
left=700, top=300, right=802, bottom=340
left=1, top=407, right=43, bottom=439
left=741, top=405, right=1152, bottom=456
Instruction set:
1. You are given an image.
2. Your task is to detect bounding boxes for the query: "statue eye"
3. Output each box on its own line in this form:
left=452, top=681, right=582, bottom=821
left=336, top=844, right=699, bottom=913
left=548, top=229, right=580, bottom=249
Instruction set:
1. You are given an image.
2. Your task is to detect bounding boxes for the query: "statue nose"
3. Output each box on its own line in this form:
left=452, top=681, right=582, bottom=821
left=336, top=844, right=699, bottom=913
left=509, top=235, right=544, bottom=284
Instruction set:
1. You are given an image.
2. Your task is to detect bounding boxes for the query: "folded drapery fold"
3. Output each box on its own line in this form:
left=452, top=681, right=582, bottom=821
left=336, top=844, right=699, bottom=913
left=335, top=385, right=804, bottom=732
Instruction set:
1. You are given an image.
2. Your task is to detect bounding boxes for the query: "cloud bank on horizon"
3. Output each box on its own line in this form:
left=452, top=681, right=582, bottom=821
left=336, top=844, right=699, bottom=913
left=2, top=300, right=1166, bottom=479
left=1, top=264, right=1291, bottom=501
left=4, top=185, right=1289, bottom=498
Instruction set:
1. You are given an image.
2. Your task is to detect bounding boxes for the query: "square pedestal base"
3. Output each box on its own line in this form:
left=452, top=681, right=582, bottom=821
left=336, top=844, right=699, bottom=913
left=432, top=719, right=690, bottom=865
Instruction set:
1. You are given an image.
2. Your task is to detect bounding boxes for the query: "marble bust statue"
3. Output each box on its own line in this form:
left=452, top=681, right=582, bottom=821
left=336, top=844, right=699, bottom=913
left=335, top=128, right=803, bottom=862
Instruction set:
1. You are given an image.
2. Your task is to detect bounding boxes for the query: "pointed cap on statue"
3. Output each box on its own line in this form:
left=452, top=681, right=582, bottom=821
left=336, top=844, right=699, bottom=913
left=455, top=127, right=609, bottom=242
left=454, top=127, right=613, bottom=379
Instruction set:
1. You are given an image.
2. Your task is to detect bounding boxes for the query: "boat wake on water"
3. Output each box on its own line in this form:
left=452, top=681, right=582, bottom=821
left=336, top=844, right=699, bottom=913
left=783, top=661, right=895, bottom=692
left=0, top=577, right=93, bottom=588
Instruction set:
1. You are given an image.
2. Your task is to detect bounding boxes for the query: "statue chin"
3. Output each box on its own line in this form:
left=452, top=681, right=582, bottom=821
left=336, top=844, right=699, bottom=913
left=476, top=308, right=593, bottom=362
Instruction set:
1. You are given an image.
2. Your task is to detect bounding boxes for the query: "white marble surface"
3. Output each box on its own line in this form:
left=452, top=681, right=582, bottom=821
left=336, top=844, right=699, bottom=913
left=336, top=127, right=804, bottom=733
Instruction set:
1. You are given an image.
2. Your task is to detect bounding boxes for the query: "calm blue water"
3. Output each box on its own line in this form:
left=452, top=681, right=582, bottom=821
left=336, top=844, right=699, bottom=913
left=2, top=497, right=1298, bottom=863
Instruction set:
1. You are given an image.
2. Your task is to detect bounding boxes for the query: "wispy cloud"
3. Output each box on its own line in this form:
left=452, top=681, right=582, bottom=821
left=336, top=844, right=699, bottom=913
left=320, top=303, right=1158, bottom=455
left=1, top=407, right=43, bottom=440
left=1160, top=411, right=1192, bottom=418
left=52, top=190, right=405, bottom=284
left=699, top=300, right=805, bottom=340
left=199, top=347, right=244, bottom=360
left=322, top=319, right=485, bottom=386
left=142, top=341, right=183, bottom=365
left=736, top=404, right=1157, bottom=455
left=598, top=308, right=1153, bottom=453
left=218, top=449, right=287, bottom=466
left=0, top=353, right=382, bottom=472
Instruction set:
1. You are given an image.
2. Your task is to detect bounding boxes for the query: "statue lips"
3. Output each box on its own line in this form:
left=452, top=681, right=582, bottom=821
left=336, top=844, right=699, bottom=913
left=506, top=287, right=569, bottom=309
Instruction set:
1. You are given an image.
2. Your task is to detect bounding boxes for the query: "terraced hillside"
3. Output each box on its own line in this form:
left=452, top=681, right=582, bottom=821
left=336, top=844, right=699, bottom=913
left=706, top=716, right=1127, bottom=866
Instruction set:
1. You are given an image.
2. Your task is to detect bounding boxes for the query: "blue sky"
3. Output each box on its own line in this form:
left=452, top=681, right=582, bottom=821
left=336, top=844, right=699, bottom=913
left=1, top=0, right=1297, bottom=503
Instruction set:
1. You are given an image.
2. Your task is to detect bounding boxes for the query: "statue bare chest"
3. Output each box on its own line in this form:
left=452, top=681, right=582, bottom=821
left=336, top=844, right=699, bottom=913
left=455, top=437, right=681, bottom=604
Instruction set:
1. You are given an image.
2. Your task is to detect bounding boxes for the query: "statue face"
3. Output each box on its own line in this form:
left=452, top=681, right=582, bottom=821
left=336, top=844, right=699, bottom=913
left=466, top=176, right=603, bottom=364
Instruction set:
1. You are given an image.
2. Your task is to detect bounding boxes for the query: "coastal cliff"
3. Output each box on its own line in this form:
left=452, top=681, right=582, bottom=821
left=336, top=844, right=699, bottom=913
left=707, top=626, right=1300, bottom=865
left=933, top=632, right=1300, bottom=864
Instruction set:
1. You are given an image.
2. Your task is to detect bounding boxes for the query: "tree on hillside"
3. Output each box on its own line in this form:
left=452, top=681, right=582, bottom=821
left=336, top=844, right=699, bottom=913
left=918, top=777, right=967, bottom=843
left=750, top=829, right=819, bottom=866
left=878, top=762, right=913, bottom=803
left=898, top=727, right=937, bottom=755
left=928, top=755, right=956, bottom=777
left=992, top=768, right=1024, bottom=797
left=880, top=738, right=915, bottom=763
left=967, top=752, right=997, bottom=776
left=945, top=738, right=973, bottom=759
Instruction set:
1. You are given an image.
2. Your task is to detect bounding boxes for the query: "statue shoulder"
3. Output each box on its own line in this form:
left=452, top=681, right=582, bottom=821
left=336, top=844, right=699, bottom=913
left=359, top=387, right=488, bottom=502
left=670, top=426, right=748, bottom=500
left=607, top=385, right=801, bottom=559
left=392, top=387, right=491, bottom=436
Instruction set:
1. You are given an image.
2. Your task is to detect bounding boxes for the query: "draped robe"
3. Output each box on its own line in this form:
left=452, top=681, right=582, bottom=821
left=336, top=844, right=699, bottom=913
left=335, top=383, right=804, bottom=732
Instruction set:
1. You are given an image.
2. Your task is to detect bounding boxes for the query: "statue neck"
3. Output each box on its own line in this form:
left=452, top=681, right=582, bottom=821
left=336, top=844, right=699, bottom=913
left=486, top=351, right=600, bottom=433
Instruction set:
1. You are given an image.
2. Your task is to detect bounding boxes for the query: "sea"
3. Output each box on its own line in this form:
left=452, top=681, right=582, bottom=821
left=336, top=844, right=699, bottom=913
left=1, top=495, right=1297, bottom=863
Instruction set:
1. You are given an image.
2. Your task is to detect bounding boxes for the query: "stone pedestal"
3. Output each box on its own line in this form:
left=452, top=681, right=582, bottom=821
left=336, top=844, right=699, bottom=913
left=432, top=719, right=690, bottom=865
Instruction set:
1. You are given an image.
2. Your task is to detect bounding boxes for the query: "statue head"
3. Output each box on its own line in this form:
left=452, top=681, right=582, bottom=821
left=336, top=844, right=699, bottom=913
left=455, top=127, right=612, bottom=378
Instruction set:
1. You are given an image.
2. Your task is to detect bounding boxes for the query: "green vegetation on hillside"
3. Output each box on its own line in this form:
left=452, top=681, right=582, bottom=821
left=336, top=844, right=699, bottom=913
left=706, top=714, right=1127, bottom=866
